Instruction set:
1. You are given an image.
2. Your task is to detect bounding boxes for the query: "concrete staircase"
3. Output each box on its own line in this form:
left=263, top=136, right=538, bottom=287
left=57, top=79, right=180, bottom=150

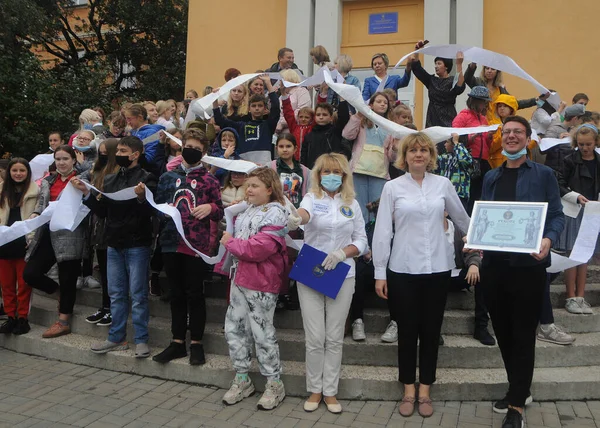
left=2, top=273, right=600, bottom=401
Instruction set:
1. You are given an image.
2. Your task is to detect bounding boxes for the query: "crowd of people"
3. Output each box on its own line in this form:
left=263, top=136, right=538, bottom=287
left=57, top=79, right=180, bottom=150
left=0, top=40, right=597, bottom=428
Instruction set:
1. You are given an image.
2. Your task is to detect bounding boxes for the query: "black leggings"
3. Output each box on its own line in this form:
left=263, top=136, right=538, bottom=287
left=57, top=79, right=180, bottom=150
left=351, top=259, right=396, bottom=322
left=163, top=252, right=209, bottom=341
left=23, top=228, right=81, bottom=315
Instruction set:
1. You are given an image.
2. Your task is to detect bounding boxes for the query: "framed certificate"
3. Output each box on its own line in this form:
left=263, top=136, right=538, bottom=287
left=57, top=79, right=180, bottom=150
left=465, top=201, right=548, bottom=254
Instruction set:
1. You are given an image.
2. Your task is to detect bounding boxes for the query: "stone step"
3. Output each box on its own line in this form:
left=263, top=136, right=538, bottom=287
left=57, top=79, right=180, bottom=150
left=38, top=287, right=600, bottom=334
left=29, top=295, right=600, bottom=369
left=1, top=324, right=599, bottom=401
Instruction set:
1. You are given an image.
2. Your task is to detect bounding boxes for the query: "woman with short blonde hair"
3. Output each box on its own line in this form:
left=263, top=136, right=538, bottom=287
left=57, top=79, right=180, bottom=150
left=396, top=132, right=438, bottom=172
left=293, top=153, right=367, bottom=415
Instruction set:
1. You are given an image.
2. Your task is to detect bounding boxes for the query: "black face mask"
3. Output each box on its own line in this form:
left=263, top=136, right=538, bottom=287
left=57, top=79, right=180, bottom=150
left=96, top=154, right=108, bottom=168
left=115, top=155, right=133, bottom=168
left=181, top=147, right=203, bottom=165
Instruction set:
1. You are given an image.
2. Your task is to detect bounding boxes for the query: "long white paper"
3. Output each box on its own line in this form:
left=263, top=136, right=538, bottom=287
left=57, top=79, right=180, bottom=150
left=322, top=70, right=499, bottom=143
left=569, top=201, right=600, bottom=263
left=202, top=156, right=259, bottom=174
left=561, top=192, right=581, bottom=219
left=548, top=252, right=582, bottom=273
left=539, top=137, right=571, bottom=152
left=197, top=73, right=260, bottom=111
left=30, top=154, right=55, bottom=182
left=163, top=130, right=182, bottom=147
left=0, top=204, right=55, bottom=247
left=394, top=44, right=560, bottom=109
left=49, top=182, right=90, bottom=232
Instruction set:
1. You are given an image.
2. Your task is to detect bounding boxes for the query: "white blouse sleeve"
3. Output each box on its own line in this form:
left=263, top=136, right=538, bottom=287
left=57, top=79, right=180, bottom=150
left=444, top=179, right=471, bottom=234
left=372, top=181, right=394, bottom=280
left=299, top=193, right=314, bottom=224
left=350, top=199, right=368, bottom=256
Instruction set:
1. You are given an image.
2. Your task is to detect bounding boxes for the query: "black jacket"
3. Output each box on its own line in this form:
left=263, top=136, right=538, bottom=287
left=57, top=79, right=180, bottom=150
left=543, top=142, right=573, bottom=174
left=558, top=150, right=600, bottom=201
left=265, top=62, right=303, bottom=75
left=84, top=164, right=157, bottom=249
left=300, top=101, right=351, bottom=169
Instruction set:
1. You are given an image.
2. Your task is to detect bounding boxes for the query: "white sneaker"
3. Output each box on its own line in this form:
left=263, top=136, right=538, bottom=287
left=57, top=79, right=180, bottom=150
left=257, top=380, right=285, bottom=410
left=352, top=319, right=366, bottom=341
left=537, top=323, right=575, bottom=345
left=76, top=276, right=85, bottom=290
left=381, top=320, right=398, bottom=343
left=223, top=376, right=255, bottom=405
left=84, top=276, right=101, bottom=289
left=565, top=297, right=584, bottom=314
left=577, top=297, right=593, bottom=315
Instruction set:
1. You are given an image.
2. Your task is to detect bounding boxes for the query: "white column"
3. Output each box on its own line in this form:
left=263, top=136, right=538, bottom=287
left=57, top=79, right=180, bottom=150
left=455, top=0, right=484, bottom=112
left=313, top=0, right=343, bottom=73
left=422, top=0, right=451, bottom=127
left=286, top=0, right=315, bottom=76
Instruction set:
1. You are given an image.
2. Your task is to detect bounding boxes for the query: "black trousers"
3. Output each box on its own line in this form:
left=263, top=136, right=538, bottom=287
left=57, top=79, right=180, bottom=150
left=163, top=252, right=208, bottom=341
left=482, top=262, right=546, bottom=407
left=351, top=259, right=396, bottom=322
left=467, top=160, right=491, bottom=215
left=388, top=270, right=450, bottom=385
left=23, top=228, right=81, bottom=315
left=449, top=267, right=489, bottom=328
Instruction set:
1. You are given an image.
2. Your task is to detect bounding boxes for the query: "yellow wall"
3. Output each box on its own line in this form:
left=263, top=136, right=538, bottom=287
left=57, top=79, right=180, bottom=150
left=483, top=0, right=599, bottom=116
left=185, top=0, right=288, bottom=93
left=341, top=0, right=424, bottom=124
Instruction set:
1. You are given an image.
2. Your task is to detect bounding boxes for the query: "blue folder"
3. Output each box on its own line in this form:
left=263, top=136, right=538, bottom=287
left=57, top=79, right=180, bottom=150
left=289, top=244, right=350, bottom=299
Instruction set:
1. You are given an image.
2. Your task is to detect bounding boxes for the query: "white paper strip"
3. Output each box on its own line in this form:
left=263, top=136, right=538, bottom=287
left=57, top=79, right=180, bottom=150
left=539, top=137, right=571, bottom=152
left=282, top=66, right=344, bottom=88
left=30, top=154, right=55, bottom=182
left=322, top=70, right=499, bottom=143
left=163, top=130, right=182, bottom=147
left=0, top=204, right=55, bottom=247
left=197, top=73, right=261, bottom=111
left=548, top=252, right=582, bottom=273
left=202, top=156, right=259, bottom=174
left=49, top=182, right=90, bottom=232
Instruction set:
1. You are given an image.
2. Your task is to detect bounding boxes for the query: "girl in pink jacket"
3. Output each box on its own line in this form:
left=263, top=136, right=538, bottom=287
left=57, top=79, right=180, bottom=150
left=218, top=167, right=288, bottom=410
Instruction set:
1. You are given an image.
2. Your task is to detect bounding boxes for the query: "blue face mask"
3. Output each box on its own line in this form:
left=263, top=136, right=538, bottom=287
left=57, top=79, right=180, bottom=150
left=320, top=174, right=342, bottom=192
left=536, top=99, right=545, bottom=108
left=83, top=124, right=94, bottom=130
left=502, top=147, right=527, bottom=160
left=74, top=145, right=92, bottom=153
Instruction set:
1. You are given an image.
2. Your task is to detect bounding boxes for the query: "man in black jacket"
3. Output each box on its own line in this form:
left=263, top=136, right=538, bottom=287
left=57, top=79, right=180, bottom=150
left=265, top=47, right=304, bottom=75
left=73, top=136, right=157, bottom=358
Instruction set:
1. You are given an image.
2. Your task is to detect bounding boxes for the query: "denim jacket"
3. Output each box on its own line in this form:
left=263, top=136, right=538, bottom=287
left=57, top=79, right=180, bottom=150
left=481, top=159, right=565, bottom=267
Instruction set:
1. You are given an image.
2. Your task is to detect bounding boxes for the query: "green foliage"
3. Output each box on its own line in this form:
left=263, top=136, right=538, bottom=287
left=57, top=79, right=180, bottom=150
left=0, top=0, right=188, bottom=159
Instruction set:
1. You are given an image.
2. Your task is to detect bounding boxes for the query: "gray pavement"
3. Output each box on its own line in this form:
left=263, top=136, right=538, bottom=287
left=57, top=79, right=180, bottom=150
left=0, top=348, right=598, bottom=428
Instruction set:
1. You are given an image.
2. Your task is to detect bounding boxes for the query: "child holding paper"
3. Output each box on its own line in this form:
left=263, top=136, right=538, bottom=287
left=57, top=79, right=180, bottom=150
left=209, top=127, right=241, bottom=185
left=556, top=124, right=600, bottom=314
left=212, top=75, right=280, bottom=165
left=154, top=129, right=224, bottom=365
left=281, top=87, right=315, bottom=161
left=218, top=167, right=288, bottom=410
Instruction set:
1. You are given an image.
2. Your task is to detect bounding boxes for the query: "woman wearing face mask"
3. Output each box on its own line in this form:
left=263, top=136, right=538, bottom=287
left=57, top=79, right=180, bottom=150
left=342, top=91, right=394, bottom=223
left=154, top=129, right=224, bottom=365
left=74, top=130, right=98, bottom=174
left=0, top=158, right=39, bottom=335
left=408, top=41, right=465, bottom=127
left=23, top=145, right=87, bottom=339
left=290, top=153, right=368, bottom=414
left=81, top=139, right=120, bottom=327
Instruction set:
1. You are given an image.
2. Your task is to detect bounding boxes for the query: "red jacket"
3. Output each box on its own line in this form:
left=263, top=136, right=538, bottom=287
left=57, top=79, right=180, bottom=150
left=282, top=96, right=316, bottom=161
left=452, top=109, right=492, bottom=160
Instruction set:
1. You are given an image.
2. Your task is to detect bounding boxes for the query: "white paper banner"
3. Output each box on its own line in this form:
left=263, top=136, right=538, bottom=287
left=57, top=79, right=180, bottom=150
left=0, top=204, right=55, bottom=247
left=163, top=130, right=182, bottom=147
left=49, top=182, right=91, bottom=231
left=30, top=154, right=55, bottom=182
left=322, top=70, right=499, bottom=143
left=282, top=66, right=344, bottom=88
left=202, top=156, right=259, bottom=174
left=197, top=73, right=261, bottom=111
left=539, top=137, right=571, bottom=152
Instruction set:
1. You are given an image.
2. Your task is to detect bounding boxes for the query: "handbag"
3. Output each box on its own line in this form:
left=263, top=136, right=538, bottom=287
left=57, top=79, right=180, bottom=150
left=470, top=117, right=485, bottom=180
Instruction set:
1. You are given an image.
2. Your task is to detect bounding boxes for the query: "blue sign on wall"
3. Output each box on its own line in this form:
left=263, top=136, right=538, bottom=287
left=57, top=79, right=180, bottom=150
left=368, top=12, right=398, bottom=35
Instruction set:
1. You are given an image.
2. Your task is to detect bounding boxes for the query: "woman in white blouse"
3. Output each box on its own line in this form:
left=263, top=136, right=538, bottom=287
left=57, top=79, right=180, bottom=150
left=293, top=153, right=368, bottom=414
left=372, top=133, right=470, bottom=418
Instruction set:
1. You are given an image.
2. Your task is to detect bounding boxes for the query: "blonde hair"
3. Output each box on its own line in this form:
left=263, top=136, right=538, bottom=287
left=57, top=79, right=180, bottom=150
left=227, top=85, right=249, bottom=117
left=79, top=109, right=101, bottom=128
left=246, top=167, right=285, bottom=206
left=480, top=67, right=504, bottom=88
left=156, top=100, right=170, bottom=116
left=334, top=54, right=353, bottom=74
left=571, top=125, right=600, bottom=148
left=280, top=69, right=301, bottom=84
left=391, top=104, right=413, bottom=124
left=309, top=153, right=355, bottom=204
left=395, top=132, right=438, bottom=171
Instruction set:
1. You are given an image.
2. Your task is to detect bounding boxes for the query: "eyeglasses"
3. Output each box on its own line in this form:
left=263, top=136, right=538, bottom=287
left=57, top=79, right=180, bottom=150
left=77, top=137, right=92, bottom=142
left=501, top=129, right=526, bottom=136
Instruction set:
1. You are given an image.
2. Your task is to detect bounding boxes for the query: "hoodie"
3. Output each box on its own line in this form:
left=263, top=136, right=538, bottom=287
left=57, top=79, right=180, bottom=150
left=130, top=123, right=166, bottom=165
left=211, top=127, right=241, bottom=185
left=489, top=94, right=519, bottom=168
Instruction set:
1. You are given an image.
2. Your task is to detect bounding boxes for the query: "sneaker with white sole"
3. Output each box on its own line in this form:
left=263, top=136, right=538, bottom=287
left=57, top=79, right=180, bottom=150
left=91, top=340, right=128, bottom=354
left=565, top=297, right=584, bottom=314
left=577, top=297, right=593, bottom=315
left=84, top=276, right=101, bottom=289
left=493, top=394, right=533, bottom=414
left=223, top=376, right=255, bottom=405
left=86, top=309, right=107, bottom=324
left=257, top=380, right=285, bottom=410
left=96, top=312, right=112, bottom=327
left=135, top=343, right=150, bottom=358
left=537, top=323, right=575, bottom=345
left=381, top=320, right=398, bottom=343
left=351, top=319, right=366, bottom=341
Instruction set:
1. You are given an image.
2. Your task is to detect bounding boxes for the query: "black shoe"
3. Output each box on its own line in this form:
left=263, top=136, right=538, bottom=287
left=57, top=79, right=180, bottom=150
left=0, top=317, right=17, bottom=334
left=96, top=312, right=112, bottom=327
left=502, top=408, right=524, bottom=428
left=86, top=308, right=107, bottom=324
left=474, top=327, right=496, bottom=346
left=12, top=318, right=30, bottom=335
left=189, top=343, right=206, bottom=366
left=439, top=335, right=444, bottom=346
left=150, top=273, right=161, bottom=297
left=494, top=395, right=533, bottom=414
left=152, top=342, right=187, bottom=363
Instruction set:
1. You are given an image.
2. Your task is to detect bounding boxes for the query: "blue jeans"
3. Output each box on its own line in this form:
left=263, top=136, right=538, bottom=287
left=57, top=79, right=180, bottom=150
left=353, top=173, right=387, bottom=224
left=107, top=246, right=151, bottom=344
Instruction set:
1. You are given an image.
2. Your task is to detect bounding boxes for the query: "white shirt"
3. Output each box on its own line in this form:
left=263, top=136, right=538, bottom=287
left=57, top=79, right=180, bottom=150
left=372, top=173, right=470, bottom=278
left=300, top=192, right=368, bottom=278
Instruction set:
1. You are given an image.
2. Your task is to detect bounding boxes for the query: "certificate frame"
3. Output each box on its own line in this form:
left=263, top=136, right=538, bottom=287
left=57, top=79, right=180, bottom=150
left=465, top=201, right=548, bottom=254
